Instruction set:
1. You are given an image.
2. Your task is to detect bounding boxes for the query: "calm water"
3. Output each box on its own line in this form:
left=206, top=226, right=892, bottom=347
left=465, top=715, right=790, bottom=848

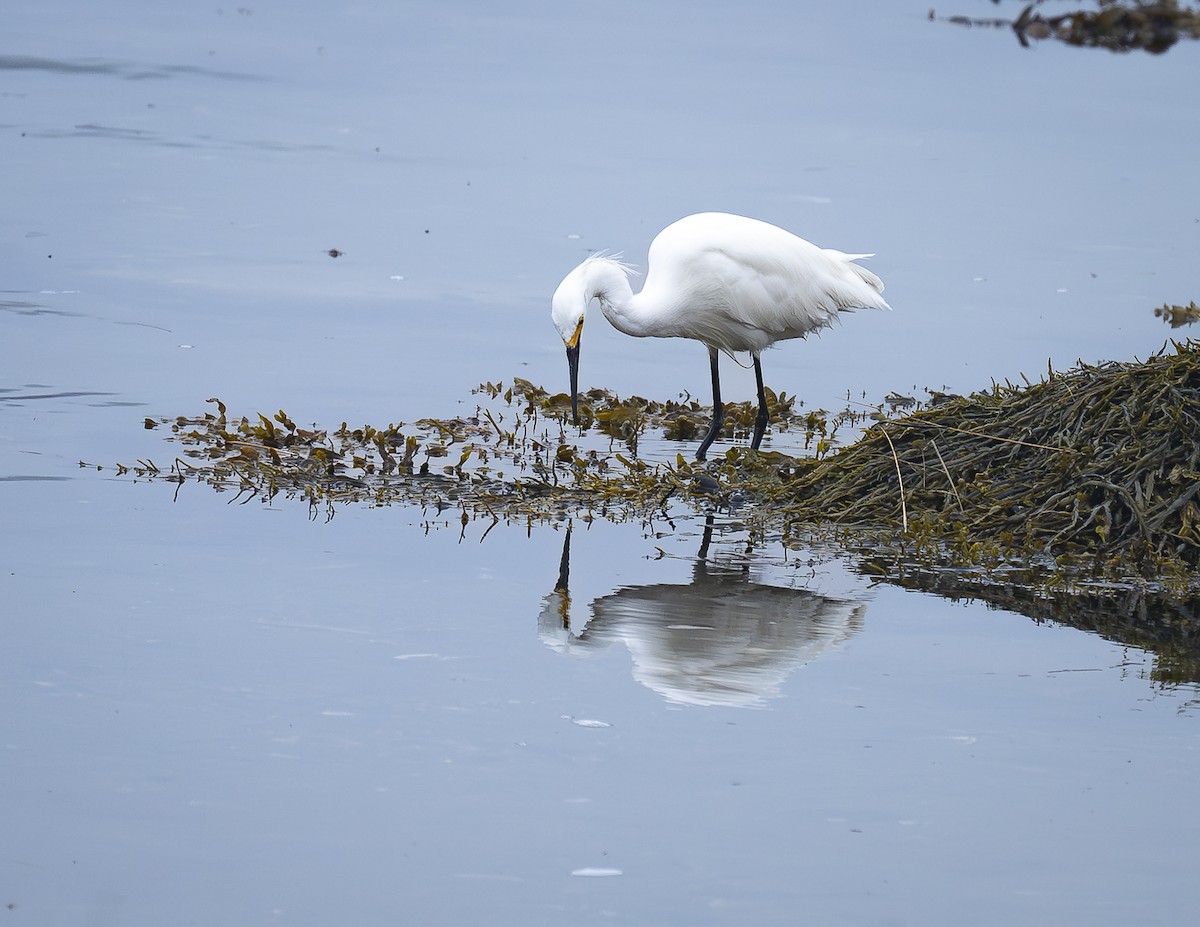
left=3, top=2, right=1199, bottom=924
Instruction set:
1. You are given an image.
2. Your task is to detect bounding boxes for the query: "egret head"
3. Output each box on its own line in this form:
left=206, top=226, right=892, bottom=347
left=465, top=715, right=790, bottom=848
left=551, top=264, right=590, bottom=425
left=551, top=255, right=636, bottom=425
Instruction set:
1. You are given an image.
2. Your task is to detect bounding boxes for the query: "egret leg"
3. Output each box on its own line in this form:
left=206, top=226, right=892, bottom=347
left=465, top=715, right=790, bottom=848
left=750, top=355, right=769, bottom=450
left=695, top=347, right=724, bottom=461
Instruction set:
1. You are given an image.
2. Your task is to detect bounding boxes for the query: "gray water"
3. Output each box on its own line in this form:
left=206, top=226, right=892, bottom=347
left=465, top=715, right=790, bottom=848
left=3, top=2, right=1199, bottom=924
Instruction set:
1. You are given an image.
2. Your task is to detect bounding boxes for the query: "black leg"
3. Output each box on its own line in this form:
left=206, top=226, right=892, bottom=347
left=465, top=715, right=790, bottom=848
left=695, top=347, right=724, bottom=461
left=750, top=355, right=769, bottom=450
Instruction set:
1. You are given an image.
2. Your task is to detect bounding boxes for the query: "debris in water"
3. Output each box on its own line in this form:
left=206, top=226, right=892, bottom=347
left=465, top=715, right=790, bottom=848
left=937, top=1, right=1200, bottom=53
left=1155, top=301, right=1200, bottom=328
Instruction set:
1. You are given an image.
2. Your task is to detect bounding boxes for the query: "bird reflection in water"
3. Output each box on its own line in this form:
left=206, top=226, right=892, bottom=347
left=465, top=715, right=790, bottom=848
left=538, top=520, right=867, bottom=708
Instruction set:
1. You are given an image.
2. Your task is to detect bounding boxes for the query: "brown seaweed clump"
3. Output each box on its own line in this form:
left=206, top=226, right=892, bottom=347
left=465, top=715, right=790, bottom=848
left=96, top=342, right=1200, bottom=590
left=96, top=379, right=832, bottom=532
left=939, top=1, right=1200, bottom=54
left=767, top=341, right=1200, bottom=585
left=1155, top=301, right=1200, bottom=329
left=1014, top=1, right=1200, bottom=53
left=91, top=345, right=1200, bottom=682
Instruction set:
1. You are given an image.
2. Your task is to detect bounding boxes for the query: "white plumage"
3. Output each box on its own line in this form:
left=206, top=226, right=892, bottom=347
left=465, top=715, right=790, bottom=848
left=551, top=212, right=890, bottom=459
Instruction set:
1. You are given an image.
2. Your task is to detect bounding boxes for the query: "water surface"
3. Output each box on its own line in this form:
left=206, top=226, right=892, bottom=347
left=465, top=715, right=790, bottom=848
left=3, top=2, right=1199, bottom=924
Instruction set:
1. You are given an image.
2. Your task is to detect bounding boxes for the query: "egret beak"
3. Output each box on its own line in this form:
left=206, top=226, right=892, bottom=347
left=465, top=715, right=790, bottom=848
left=565, top=341, right=580, bottom=425
left=564, top=317, right=583, bottom=425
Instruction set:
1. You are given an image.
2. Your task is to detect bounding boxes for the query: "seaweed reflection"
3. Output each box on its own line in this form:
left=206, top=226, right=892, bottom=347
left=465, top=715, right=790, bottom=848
left=538, top=520, right=867, bottom=707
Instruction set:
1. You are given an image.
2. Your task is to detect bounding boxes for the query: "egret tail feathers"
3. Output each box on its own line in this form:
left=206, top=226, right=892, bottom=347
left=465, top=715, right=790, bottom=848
left=825, top=249, right=890, bottom=310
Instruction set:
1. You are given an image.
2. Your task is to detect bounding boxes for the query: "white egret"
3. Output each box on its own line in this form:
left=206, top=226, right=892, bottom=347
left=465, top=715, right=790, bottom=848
left=551, top=212, right=890, bottom=459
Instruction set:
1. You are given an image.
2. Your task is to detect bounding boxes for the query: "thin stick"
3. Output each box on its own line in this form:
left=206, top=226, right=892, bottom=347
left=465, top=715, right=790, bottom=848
left=483, top=408, right=506, bottom=441
left=881, top=427, right=908, bottom=532
left=930, top=438, right=964, bottom=514
left=842, top=397, right=1070, bottom=453
left=912, top=419, right=1069, bottom=453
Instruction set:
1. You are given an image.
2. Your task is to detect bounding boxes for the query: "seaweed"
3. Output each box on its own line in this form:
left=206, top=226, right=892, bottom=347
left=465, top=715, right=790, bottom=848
left=1155, top=301, right=1200, bottom=329
left=92, top=342, right=1200, bottom=680
left=95, top=384, right=814, bottom=533
left=98, top=343, right=1200, bottom=588
left=762, top=341, right=1200, bottom=587
left=937, top=0, right=1200, bottom=53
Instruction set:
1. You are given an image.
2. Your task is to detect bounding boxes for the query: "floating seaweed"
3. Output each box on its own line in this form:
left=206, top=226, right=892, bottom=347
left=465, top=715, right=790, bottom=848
left=94, top=384, right=829, bottom=534
left=94, top=341, right=1200, bottom=680
left=98, top=344, right=1200, bottom=585
left=937, top=1, right=1200, bottom=53
left=1155, top=301, right=1200, bottom=329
